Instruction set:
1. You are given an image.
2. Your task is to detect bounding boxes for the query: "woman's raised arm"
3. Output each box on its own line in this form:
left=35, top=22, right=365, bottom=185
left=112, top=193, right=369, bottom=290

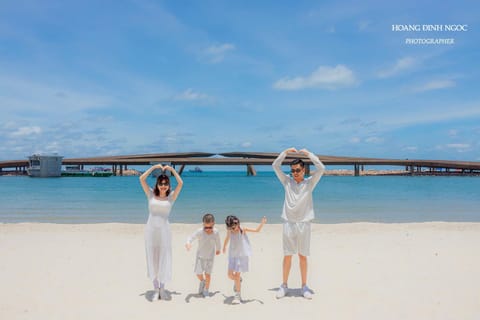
left=139, top=164, right=164, bottom=198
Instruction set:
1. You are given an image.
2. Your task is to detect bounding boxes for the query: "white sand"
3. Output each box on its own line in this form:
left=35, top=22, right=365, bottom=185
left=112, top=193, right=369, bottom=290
left=1, top=222, right=479, bottom=320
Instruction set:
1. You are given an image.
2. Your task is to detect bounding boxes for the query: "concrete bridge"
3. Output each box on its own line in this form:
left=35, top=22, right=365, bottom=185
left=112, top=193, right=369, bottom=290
left=1, top=152, right=480, bottom=176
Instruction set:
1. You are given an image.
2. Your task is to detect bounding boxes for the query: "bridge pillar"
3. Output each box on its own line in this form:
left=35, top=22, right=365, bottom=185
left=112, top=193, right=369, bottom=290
left=304, top=164, right=310, bottom=175
left=178, top=164, right=185, bottom=175
left=247, top=164, right=257, bottom=176
left=354, top=164, right=360, bottom=176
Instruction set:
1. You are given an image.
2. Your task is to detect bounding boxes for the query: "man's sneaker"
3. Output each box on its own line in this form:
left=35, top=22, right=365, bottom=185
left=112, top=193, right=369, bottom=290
left=302, top=285, right=313, bottom=299
left=198, top=280, right=206, bottom=294
left=202, top=289, right=209, bottom=298
left=232, top=292, right=242, bottom=304
left=152, top=289, right=160, bottom=301
left=276, top=284, right=288, bottom=299
left=159, top=287, right=168, bottom=300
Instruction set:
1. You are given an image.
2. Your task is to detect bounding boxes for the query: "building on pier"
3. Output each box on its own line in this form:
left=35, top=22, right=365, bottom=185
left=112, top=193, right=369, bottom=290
left=27, top=154, right=63, bottom=177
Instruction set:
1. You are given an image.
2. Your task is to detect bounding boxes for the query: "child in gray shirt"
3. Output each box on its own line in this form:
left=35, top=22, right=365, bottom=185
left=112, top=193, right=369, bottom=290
left=185, top=213, right=222, bottom=297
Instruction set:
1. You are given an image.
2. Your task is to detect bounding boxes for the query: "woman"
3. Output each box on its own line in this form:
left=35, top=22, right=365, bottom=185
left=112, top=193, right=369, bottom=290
left=139, top=163, right=183, bottom=301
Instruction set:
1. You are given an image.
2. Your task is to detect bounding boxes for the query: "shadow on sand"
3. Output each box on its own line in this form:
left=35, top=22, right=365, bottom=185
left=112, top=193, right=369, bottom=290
left=141, top=289, right=181, bottom=302
left=185, top=290, right=221, bottom=303
left=268, top=286, right=315, bottom=299
left=222, top=294, right=264, bottom=305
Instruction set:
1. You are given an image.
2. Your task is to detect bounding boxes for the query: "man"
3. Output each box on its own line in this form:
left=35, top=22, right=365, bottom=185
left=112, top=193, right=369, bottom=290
left=272, top=147, right=325, bottom=299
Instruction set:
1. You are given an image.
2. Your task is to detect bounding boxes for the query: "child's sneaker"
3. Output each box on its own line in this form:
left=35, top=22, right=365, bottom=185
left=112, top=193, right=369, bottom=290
left=276, top=284, right=288, bottom=299
left=202, top=289, right=209, bottom=298
left=198, top=280, right=206, bottom=294
left=152, top=289, right=160, bottom=301
left=232, top=292, right=242, bottom=304
left=302, top=285, right=313, bottom=299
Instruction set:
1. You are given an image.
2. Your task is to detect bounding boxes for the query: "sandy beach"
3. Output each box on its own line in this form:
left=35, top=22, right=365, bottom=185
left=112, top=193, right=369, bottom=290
left=1, top=222, right=479, bottom=320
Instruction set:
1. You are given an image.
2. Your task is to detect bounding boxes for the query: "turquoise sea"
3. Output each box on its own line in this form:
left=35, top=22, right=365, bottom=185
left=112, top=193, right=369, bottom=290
left=1, top=171, right=479, bottom=224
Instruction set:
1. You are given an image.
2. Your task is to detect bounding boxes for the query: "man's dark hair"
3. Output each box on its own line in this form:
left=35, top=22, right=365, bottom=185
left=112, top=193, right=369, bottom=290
left=290, top=158, right=305, bottom=168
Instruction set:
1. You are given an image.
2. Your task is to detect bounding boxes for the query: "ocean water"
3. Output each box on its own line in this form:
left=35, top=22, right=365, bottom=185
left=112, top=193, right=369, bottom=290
left=1, top=171, right=479, bottom=224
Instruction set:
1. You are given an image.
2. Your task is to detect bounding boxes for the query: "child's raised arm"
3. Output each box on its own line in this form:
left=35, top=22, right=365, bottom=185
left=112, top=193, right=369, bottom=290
left=244, top=216, right=267, bottom=233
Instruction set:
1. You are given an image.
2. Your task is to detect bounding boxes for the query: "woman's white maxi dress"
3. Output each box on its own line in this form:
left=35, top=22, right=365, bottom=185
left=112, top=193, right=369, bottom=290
left=145, top=190, right=175, bottom=284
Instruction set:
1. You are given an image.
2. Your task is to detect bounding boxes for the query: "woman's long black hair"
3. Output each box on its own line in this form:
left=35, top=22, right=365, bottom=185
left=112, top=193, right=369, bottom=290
left=153, top=174, right=170, bottom=197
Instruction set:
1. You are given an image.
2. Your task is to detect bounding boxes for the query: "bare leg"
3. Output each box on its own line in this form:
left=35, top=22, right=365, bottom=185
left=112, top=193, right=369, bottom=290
left=196, top=274, right=205, bottom=282
left=234, top=272, right=241, bottom=292
left=228, top=270, right=241, bottom=292
left=205, top=273, right=211, bottom=290
left=299, top=254, right=307, bottom=287
left=283, top=255, right=292, bottom=286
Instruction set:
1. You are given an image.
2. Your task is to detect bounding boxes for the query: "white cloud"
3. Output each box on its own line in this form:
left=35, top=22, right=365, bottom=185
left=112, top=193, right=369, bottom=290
left=273, top=65, right=356, bottom=91
left=381, top=102, right=480, bottom=128
left=203, top=43, right=235, bottom=63
left=435, top=143, right=472, bottom=153
left=414, top=79, right=456, bottom=92
left=0, top=119, right=132, bottom=160
left=174, top=88, right=210, bottom=101
left=377, top=57, right=417, bottom=78
left=446, top=143, right=470, bottom=149
left=0, top=75, right=112, bottom=114
left=241, top=141, right=252, bottom=148
left=45, top=141, right=61, bottom=153
left=146, top=132, right=196, bottom=152
left=448, top=129, right=458, bottom=137
left=403, top=146, right=418, bottom=152
left=326, top=26, right=336, bottom=33
left=365, top=136, right=384, bottom=143
left=358, top=20, right=371, bottom=31
left=10, top=126, right=42, bottom=137
left=348, top=136, right=384, bottom=145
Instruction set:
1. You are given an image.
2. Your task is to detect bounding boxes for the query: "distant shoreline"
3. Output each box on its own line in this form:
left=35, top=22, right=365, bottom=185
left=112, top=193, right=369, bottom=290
left=324, top=169, right=480, bottom=176
left=2, top=168, right=480, bottom=177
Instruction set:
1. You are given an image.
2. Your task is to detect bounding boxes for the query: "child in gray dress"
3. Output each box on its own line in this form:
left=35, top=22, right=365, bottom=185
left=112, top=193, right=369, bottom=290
left=222, top=215, right=267, bottom=304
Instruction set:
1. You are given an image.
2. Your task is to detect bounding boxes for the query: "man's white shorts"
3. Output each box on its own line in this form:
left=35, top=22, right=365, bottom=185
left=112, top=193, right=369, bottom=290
left=282, top=221, right=311, bottom=256
left=194, top=256, right=214, bottom=274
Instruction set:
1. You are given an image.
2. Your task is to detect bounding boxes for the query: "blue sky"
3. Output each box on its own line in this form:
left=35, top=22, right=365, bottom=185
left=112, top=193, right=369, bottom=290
left=1, top=0, right=479, bottom=161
